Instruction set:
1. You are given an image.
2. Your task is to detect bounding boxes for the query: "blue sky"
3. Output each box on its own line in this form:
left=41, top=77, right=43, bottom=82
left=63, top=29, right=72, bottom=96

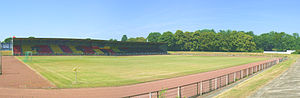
left=0, top=0, right=299, bottom=41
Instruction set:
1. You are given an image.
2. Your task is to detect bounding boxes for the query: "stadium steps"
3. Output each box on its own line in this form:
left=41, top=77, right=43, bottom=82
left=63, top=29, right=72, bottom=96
left=107, top=49, right=115, bottom=54
left=50, top=45, right=64, bottom=54
left=80, top=46, right=95, bottom=54
left=59, top=45, right=73, bottom=54
left=92, top=46, right=104, bottom=54
left=100, top=49, right=115, bottom=54
left=112, top=48, right=121, bottom=53
left=35, top=45, right=53, bottom=54
left=21, top=45, right=32, bottom=54
left=69, top=45, right=83, bottom=54
left=13, top=45, right=22, bottom=55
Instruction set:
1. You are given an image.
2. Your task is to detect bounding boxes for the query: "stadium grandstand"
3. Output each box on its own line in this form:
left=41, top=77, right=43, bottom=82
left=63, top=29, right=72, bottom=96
left=12, top=38, right=168, bottom=56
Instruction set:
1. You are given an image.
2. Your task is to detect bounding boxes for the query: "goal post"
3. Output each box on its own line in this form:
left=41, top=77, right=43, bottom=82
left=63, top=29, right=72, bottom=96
left=24, top=51, right=33, bottom=62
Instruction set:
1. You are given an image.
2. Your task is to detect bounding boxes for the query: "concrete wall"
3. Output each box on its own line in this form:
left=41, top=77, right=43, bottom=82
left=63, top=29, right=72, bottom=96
left=264, top=50, right=295, bottom=54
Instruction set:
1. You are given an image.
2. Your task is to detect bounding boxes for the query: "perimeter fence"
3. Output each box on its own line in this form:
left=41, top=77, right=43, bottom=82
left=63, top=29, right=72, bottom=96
left=124, top=57, right=287, bottom=98
left=170, top=52, right=287, bottom=57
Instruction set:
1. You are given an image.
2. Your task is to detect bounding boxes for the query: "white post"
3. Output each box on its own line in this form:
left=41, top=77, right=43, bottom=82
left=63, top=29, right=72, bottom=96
left=256, top=65, right=257, bottom=72
left=215, top=78, right=217, bottom=89
left=247, top=68, right=249, bottom=76
left=226, top=75, right=228, bottom=85
left=149, top=92, right=152, bottom=98
left=241, top=70, right=243, bottom=78
left=178, top=87, right=181, bottom=98
left=200, top=82, right=203, bottom=95
left=234, top=72, right=236, bottom=82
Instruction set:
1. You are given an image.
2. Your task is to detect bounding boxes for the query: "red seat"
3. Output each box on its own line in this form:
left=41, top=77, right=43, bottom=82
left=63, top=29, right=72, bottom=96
left=13, top=45, right=21, bottom=54
left=35, top=45, right=53, bottom=54
left=81, top=46, right=95, bottom=54
left=59, top=45, right=73, bottom=53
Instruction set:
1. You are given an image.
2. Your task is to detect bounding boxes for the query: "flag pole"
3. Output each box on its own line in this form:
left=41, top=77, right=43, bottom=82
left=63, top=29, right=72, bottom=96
left=11, top=36, right=14, bottom=56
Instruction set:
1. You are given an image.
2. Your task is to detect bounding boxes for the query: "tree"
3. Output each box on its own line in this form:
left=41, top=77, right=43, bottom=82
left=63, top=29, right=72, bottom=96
left=197, top=30, right=216, bottom=51
left=174, top=30, right=185, bottom=50
left=127, top=38, right=136, bottom=42
left=147, top=32, right=161, bottom=42
left=227, top=31, right=256, bottom=52
left=108, top=39, right=117, bottom=42
left=28, top=36, right=35, bottom=39
left=121, top=35, right=128, bottom=42
left=135, top=37, right=147, bottom=42
left=245, top=31, right=255, bottom=37
left=183, top=31, right=194, bottom=51
left=158, top=31, right=176, bottom=50
left=216, top=30, right=232, bottom=51
left=127, top=37, right=146, bottom=42
left=3, top=37, right=12, bottom=43
left=293, top=33, right=299, bottom=38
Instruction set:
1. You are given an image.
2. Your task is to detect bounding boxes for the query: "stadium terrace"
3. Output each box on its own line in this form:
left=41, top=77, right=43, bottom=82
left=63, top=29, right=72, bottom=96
left=12, top=38, right=168, bottom=56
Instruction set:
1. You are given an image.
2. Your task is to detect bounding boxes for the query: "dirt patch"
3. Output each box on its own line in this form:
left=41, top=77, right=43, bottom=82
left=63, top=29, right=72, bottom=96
left=0, top=56, right=55, bottom=88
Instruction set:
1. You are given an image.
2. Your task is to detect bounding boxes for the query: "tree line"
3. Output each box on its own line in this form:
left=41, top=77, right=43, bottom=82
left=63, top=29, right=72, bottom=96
left=121, top=29, right=300, bottom=52
left=2, top=30, right=299, bottom=52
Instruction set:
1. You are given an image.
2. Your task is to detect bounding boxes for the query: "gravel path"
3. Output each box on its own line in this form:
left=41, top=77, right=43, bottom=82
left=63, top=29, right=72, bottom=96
left=250, top=58, right=300, bottom=98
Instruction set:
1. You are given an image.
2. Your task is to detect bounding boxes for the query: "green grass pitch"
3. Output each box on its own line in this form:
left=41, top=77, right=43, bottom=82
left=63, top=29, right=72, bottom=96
left=17, top=55, right=269, bottom=88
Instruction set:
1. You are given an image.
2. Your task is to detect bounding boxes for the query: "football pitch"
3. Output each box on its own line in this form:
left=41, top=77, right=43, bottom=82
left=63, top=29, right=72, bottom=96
left=17, top=55, right=269, bottom=88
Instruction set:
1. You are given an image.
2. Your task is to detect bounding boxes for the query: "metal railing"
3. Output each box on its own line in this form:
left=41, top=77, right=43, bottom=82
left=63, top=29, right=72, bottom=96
left=124, top=57, right=287, bottom=98
left=170, top=53, right=289, bottom=58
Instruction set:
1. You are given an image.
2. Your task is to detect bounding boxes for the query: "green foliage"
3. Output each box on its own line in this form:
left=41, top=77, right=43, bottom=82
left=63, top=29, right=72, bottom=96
left=127, top=37, right=147, bottom=42
left=147, top=32, right=161, bottom=42
left=174, top=30, right=185, bottom=50
left=28, top=36, right=35, bottom=39
left=3, top=37, right=12, bottom=43
left=143, top=29, right=299, bottom=52
left=292, top=50, right=300, bottom=54
left=121, top=35, right=127, bottom=42
left=158, top=31, right=176, bottom=49
left=108, top=38, right=118, bottom=42
left=255, top=31, right=298, bottom=51
left=159, top=88, right=167, bottom=98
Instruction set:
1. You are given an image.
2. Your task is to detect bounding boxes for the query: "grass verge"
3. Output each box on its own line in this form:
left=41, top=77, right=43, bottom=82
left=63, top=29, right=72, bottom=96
left=0, top=51, right=12, bottom=56
left=214, top=55, right=298, bottom=98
